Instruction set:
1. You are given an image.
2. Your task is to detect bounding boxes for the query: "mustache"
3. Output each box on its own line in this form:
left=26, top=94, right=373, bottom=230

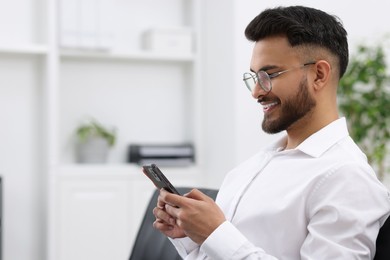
left=257, top=96, right=277, bottom=103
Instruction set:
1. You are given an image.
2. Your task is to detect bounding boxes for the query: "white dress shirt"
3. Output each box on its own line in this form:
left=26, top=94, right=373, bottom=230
left=171, top=118, right=390, bottom=259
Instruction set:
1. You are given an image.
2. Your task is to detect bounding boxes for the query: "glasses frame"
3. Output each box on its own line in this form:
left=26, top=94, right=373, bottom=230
left=243, top=62, right=316, bottom=93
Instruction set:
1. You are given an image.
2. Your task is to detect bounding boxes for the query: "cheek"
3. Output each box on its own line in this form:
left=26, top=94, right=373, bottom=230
left=273, top=75, right=310, bottom=100
left=270, top=82, right=296, bottom=101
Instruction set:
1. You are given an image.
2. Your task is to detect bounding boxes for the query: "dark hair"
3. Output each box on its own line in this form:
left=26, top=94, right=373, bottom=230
left=245, top=6, right=348, bottom=78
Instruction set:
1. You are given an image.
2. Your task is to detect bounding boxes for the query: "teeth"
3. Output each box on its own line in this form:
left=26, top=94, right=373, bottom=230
left=262, top=102, right=278, bottom=109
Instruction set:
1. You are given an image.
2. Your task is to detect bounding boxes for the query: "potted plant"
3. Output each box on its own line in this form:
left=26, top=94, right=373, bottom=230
left=75, top=119, right=117, bottom=163
left=338, top=41, right=390, bottom=180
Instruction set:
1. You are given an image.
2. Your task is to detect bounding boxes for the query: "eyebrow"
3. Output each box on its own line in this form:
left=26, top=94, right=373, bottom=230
left=250, top=65, right=280, bottom=73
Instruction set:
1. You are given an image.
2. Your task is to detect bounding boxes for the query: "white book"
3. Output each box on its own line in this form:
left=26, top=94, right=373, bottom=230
left=80, top=0, right=99, bottom=49
left=96, top=0, right=114, bottom=50
left=59, top=0, right=81, bottom=48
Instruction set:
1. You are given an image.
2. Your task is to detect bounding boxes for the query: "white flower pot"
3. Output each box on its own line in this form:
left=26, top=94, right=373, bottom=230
left=76, top=137, right=109, bottom=163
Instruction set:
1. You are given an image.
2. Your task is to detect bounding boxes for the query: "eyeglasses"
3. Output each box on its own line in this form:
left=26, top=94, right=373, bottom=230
left=242, top=62, right=316, bottom=93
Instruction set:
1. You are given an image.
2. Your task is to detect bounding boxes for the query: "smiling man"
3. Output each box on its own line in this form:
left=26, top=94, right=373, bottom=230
left=153, top=6, right=390, bottom=259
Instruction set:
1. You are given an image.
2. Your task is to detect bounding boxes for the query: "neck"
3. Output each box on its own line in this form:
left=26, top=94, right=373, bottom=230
left=285, top=109, right=338, bottom=150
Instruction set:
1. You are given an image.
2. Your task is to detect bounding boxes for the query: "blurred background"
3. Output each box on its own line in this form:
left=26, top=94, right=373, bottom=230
left=0, top=0, right=389, bottom=259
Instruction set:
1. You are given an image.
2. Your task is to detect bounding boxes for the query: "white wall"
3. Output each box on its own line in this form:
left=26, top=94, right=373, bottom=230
left=198, top=1, right=236, bottom=187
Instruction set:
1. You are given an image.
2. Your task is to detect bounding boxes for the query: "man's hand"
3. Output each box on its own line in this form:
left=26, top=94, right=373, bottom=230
left=153, top=188, right=226, bottom=244
left=153, top=194, right=186, bottom=239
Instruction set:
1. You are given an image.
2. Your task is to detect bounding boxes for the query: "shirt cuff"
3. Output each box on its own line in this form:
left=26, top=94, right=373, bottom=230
left=170, top=236, right=199, bottom=258
left=201, top=220, right=249, bottom=259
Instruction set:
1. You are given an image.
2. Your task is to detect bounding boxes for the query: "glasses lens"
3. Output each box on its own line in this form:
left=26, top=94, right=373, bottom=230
left=243, top=73, right=256, bottom=92
left=243, top=71, right=272, bottom=92
left=257, top=71, right=271, bottom=92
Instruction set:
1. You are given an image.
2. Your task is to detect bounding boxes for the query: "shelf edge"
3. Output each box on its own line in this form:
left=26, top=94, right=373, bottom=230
left=60, top=49, right=196, bottom=62
left=0, top=44, right=48, bottom=55
left=51, top=164, right=200, bottom=176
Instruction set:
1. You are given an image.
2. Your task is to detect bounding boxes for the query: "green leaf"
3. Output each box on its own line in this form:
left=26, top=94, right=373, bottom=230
left=76, top=119, right=117, bottom=147
left=338, top=40, right=390, bottom=179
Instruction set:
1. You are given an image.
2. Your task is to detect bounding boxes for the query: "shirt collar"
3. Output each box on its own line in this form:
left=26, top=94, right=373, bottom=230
left=267, top=117, right=350, bottom=158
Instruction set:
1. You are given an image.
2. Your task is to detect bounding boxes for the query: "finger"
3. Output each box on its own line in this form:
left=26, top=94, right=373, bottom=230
left=165, top=203, right=182, bottom=219
left=153, top=219, right=174, bottom=231
left=157, top=193, right=166, bottom=209
left=186, top=188, right=212, bottom=201
left=160, top=188, right=187, bottom=208
left=153, top=207, right=176, bottom=225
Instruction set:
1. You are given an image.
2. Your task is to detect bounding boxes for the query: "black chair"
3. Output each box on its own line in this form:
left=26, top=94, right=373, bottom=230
left=129, top=187, right=218, bottom=260
left=374, top=215, right=390, bottom=260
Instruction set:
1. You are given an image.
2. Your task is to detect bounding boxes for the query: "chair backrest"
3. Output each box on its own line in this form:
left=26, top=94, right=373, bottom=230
left=129, top=187, right=218, bottom=260
left=374, top=215, right=390, bottom=260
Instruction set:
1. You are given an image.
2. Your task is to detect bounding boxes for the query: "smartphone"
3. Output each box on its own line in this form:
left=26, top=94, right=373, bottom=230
left=142, top=164, right=180, bottom=195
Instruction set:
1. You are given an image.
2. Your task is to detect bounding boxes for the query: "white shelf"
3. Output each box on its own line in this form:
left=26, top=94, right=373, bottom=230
left=0, top=44, right=48, bottom=55
left=54, top=163, right=200, bottom=176
left=60, top=49, right=196, bottom=62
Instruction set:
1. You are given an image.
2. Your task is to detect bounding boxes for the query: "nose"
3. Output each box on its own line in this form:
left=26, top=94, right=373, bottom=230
left=251, top=82, right=269, bottom=99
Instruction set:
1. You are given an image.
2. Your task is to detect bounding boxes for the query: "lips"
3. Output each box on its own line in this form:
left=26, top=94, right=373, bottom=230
left=262, top=102, right=278, bottom=112
left=259, top=100, right=279, bottom=113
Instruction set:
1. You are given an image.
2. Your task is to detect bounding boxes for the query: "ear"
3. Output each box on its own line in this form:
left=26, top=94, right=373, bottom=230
left=312, top=60, right=331, bottom=91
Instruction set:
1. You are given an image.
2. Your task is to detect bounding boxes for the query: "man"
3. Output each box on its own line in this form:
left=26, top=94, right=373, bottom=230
left=153, top=6, right=390, bottom=259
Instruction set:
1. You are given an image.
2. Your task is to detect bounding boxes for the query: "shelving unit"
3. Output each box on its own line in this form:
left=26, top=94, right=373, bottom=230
left=1, top=0, right=206, bottom=259
left=47, top=0, right=204, bottom=259
left=49, top=0, right=204, bottom=168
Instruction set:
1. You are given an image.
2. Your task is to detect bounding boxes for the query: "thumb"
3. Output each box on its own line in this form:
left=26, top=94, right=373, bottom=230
left=185, top=188, right=209, bottom=201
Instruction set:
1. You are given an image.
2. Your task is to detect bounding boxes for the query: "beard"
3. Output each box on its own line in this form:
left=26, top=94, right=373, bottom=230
left=262, top=77, right=316, bottom=134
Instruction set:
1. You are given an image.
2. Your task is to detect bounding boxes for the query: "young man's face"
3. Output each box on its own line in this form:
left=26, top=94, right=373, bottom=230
left=249, top=36, right=316, bottom=134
